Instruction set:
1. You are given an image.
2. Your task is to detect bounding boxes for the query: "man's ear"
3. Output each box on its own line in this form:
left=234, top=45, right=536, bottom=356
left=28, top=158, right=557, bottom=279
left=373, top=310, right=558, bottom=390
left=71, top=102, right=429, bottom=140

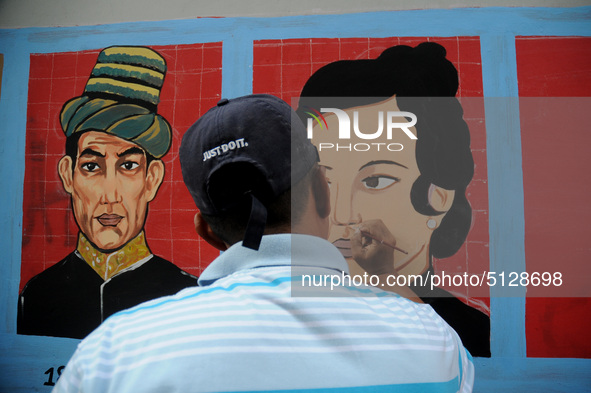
left=428, top=184, right=455, bottom=213
left=58, top=156, right=74, bottom=195
left=146, top=160, right=165, bottom=202
left=312, top=166, right=331, bottom=219
left=194, top=212, right=228, bottom=251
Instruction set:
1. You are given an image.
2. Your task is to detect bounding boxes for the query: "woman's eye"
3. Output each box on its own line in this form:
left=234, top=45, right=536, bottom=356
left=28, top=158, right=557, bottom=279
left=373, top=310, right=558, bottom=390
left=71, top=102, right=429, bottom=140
left=81, top=162, right=99, bottom=172
left=121, top=162, right=139, bottom=170
left=361, top=176, right=397, bottom=190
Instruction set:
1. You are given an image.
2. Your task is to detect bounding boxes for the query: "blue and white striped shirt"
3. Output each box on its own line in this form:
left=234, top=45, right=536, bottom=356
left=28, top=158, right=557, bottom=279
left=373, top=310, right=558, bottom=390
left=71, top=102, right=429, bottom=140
left=54, top=234, right=474, bottom=393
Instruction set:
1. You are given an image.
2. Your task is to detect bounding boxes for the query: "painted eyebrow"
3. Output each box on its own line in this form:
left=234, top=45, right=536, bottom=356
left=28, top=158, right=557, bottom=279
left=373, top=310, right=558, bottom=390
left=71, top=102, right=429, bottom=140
left=118, top=147, right=145, bottom=158
left=79, top=148, right=105, bottom=158
left=359, top=160, right=408, bottom=171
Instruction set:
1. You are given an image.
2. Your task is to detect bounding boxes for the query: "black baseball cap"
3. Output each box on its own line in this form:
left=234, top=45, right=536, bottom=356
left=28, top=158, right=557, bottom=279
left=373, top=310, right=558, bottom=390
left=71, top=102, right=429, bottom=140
left=179, top=94, right=319, bottom=250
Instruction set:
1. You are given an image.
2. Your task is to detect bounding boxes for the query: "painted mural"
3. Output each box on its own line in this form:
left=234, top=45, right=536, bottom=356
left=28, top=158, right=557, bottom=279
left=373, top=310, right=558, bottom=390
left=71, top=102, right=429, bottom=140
left=19, top=44, right=222, bottom=339
left=1, top=7, right=590, bottom=392
left=255, top=37, right=491, bottom=356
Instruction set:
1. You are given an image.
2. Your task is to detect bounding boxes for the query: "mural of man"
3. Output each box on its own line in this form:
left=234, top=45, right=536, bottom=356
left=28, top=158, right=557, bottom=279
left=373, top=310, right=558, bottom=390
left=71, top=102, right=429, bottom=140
left=17, top=46, right=197, bottom=339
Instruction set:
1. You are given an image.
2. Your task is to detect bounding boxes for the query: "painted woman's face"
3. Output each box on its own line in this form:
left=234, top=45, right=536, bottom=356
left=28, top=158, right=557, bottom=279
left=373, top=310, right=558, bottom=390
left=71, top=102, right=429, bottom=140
left=310, top=97, right=433, bottom=277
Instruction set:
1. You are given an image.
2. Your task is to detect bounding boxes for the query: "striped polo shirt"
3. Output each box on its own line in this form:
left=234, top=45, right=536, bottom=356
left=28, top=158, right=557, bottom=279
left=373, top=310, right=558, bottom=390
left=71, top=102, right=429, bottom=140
left=54, top=234, right=474, bottom=393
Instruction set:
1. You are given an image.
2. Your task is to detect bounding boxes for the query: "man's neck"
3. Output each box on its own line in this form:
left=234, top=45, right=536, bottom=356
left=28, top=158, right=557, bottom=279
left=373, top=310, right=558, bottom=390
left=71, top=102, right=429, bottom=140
left=77, top=232, right=152, bottom=280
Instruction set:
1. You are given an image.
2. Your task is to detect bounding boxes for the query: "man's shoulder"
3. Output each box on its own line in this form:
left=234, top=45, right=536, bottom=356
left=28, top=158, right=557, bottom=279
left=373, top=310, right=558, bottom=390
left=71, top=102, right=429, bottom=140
left=77, top=268, right=473, bottom=393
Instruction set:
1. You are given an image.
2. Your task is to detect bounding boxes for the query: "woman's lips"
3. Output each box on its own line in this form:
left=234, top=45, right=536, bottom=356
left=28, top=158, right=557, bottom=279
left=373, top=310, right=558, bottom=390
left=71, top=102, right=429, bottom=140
left=332, top=239, right=352, bottom=258
left=97, top=214, right=123, bottom=227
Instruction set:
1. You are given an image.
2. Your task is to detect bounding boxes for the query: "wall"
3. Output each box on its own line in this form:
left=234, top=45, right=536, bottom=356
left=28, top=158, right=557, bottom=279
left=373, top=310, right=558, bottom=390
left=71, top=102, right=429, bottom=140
left=1, top=6, right=590, bottom=392
left=0, top=0, right=589, bottom=28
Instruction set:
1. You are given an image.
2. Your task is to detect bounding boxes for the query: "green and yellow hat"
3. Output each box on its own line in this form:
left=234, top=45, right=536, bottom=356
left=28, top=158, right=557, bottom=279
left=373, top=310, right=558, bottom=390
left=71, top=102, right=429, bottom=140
left=60, top=46, right=172, bottom=158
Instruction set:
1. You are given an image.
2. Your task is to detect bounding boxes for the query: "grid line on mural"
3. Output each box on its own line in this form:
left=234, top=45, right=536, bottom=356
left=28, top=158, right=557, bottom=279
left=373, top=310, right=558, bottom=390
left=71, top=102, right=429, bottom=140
left=253, top=36, right=488, bottom=308
left=21, top=43, right=223, bottom=291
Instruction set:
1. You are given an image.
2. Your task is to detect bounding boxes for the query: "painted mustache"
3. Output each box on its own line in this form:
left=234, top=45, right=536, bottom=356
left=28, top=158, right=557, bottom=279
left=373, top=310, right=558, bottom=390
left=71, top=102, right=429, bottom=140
left=359, top=231, right=408, bottom=254
left=96, top=214, right=123, bottom=227
left=332, top=238, right=353, bottom=258
left=332, top=233, right=408, bottom=258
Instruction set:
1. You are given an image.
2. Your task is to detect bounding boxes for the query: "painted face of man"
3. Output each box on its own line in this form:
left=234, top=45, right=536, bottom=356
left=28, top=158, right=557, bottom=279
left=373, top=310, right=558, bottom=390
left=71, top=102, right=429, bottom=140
left=58, top=131, right=165, bottom=251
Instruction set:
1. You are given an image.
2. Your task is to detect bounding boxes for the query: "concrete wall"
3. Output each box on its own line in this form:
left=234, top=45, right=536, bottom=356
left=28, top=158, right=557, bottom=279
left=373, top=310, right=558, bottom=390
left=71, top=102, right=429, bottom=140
left=0, top=0, right=589, bottom=28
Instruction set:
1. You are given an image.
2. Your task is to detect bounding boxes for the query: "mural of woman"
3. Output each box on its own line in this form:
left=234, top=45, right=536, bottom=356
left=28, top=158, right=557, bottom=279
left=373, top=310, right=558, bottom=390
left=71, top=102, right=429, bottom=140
left=297, top=42, right=490, bottom=357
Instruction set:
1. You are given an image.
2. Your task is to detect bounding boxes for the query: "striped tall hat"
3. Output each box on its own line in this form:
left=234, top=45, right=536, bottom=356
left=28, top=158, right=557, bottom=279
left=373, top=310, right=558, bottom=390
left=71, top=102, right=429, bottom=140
left=60, top=46, right=172, bottom=158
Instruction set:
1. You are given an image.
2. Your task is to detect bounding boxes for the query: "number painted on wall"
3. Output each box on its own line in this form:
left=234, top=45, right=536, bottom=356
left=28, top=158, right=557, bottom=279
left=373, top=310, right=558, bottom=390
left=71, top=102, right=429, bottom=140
left=43, top=366, right=65, bottom=386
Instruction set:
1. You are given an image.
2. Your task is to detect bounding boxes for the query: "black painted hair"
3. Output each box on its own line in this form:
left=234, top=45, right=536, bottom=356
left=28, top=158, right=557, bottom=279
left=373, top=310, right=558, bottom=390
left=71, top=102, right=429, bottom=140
left=65, top=131, right=156, bottom=171
left=297, top=42, right=474, bottom=258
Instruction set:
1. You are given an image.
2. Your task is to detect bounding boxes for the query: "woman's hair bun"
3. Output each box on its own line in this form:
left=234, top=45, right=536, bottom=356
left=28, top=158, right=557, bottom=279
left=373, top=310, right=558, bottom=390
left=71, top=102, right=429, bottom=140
left=377, top=42, right=457, bottom=97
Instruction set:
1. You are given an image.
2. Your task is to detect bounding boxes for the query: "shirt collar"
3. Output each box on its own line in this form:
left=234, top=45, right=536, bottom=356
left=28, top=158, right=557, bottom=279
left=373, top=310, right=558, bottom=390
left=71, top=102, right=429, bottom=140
left=77, top=231, right=152, bottom=280
left=198, top=234, right=349, bottom=286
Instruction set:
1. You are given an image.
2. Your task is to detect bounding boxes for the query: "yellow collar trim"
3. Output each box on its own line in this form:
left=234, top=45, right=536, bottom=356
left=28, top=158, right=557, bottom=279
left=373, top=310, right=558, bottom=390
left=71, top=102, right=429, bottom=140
left=77, top=232, right=152, bottom=280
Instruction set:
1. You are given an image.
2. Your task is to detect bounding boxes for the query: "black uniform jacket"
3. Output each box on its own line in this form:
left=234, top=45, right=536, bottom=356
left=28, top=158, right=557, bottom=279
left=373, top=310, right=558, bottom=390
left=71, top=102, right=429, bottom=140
left=412, top=283, right=491, bottom=357
left=18, top=252, right=197, bottom=339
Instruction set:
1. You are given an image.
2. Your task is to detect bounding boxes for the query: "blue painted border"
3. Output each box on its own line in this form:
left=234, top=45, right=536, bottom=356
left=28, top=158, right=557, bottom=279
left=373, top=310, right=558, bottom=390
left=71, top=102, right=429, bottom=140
left=222, top=33, right=254, bottom=98
left=1, top=7, right=589, bottom=50
left=0, top=6, right=590, bottom=392
left=0, top=36, right=30, bottom=336
left=480, top=35, right=527, bottom=358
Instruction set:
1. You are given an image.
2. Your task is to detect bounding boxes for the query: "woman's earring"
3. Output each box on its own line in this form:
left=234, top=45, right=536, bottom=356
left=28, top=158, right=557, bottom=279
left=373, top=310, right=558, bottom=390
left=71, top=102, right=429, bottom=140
left=427, top=218, right=437, bottom=229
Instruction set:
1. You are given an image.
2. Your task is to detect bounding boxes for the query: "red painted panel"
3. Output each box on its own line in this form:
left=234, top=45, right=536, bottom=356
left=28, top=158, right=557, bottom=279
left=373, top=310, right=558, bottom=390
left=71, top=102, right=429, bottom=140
left=517, top=36, right=591, bottom=358
left=20, top=44, right=223, bottom=291
left=517, top=37, right=591, bottom=97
